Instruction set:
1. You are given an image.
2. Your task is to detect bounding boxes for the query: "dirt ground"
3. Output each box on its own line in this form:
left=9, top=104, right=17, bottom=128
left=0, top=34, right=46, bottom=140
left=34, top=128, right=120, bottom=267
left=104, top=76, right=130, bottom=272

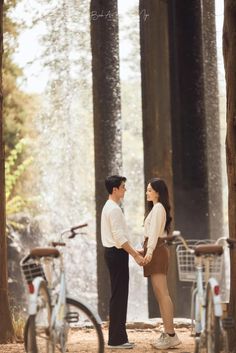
left=0, top=321, right=194, bottom=353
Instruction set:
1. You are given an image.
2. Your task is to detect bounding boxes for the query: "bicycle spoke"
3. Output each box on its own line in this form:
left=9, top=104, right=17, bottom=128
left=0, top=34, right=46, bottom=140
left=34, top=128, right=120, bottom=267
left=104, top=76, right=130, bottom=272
left=205, top=284, right=221, bottom=353
left=25, top=282, right=53, bottom=353
left=54, top=298, right=104, bottom=353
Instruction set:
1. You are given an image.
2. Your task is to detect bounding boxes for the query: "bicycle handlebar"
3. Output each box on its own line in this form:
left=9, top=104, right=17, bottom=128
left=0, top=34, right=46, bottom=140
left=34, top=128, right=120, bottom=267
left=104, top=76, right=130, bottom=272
left=164, top=231, right=227, bottom=257
left=69, top=223, right=88, bottom=239
left=60, top=223, right=88, bottom=238
left=162, top=233, right=194, bottom=254
left=52, top=242, right=66, bottom=247
left=227, top=238, right=236, bottom=249
left=71, top=223, right=88, bottom=232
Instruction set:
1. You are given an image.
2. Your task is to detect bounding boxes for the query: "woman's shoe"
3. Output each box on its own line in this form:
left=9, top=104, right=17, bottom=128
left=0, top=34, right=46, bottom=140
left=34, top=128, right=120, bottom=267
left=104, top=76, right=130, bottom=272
left=152, top=333, right=181, bottom=349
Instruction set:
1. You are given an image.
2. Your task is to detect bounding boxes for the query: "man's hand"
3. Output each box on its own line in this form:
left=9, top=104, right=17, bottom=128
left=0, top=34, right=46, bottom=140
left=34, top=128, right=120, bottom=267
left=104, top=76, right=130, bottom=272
left=133, top=253, right=144, bottom=266
left=121, top=241, right=144, bottom=266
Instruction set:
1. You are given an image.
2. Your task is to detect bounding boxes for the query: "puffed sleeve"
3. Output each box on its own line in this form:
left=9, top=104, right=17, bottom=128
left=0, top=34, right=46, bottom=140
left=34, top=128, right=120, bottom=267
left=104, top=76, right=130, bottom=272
left=146, top=203, right=166, bottom=256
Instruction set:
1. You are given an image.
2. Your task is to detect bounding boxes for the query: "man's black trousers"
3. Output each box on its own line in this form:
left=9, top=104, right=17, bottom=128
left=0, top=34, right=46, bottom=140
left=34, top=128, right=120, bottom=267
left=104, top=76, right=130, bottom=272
left=104, top=247, right=129, bottom=346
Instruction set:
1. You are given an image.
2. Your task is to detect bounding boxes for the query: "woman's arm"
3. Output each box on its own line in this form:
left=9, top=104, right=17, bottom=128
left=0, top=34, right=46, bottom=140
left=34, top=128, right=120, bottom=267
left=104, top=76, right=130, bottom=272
left=144, top=203, right=166, bottom=264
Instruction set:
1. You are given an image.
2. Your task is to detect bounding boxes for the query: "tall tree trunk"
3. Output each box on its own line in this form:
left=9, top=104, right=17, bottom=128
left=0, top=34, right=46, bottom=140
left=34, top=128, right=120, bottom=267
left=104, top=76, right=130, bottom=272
left=0, top=0, right=15, bottom=343
left=201, top=0, right=223, bottom=240
left=168, top=0, right=208, bottom=238
left=223, top=1, right=236, bottom=351
left=90, top=0, right=122, bottom=320
left=168, top=0, right=209, bottom=317
left=139, top=0, right=176, bottom=318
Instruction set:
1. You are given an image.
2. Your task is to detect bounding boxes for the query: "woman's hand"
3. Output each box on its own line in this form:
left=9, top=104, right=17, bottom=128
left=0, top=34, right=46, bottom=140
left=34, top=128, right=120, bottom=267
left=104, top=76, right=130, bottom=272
left=143, top=253, right=152, bottom=265
left=133, top=253, right=145, bottom=266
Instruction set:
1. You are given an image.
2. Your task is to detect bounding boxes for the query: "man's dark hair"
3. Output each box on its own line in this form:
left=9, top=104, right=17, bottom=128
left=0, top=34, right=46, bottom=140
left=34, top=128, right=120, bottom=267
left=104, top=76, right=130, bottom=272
left=105, top=175, right=127, bottom=194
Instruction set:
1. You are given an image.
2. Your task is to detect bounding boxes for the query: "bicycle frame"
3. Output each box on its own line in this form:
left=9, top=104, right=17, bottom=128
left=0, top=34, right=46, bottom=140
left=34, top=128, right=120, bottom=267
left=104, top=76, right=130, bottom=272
left=28, top=276, right=47, bottom=315
left=25, top=250, right=67, bottom=346
left=194, top=261, right=222, bottom=335
left=168, top=232, right=230, bottom=353
left=50, top=256, right=67, bottom=334
left=22, top=223, right=105, bottom=353
left=195, top=263, right=204, bottom=335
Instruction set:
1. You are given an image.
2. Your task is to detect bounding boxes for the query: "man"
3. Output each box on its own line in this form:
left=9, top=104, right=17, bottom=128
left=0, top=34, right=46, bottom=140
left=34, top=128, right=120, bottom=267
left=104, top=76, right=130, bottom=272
left=101, top=175, right=144, bottom=349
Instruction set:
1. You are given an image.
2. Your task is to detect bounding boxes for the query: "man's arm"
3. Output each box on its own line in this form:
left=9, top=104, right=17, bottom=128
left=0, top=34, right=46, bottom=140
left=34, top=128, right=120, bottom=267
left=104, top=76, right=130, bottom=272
left=122, top=241, right=144, bottom=266
left=109, top=208, right=144, bottom=265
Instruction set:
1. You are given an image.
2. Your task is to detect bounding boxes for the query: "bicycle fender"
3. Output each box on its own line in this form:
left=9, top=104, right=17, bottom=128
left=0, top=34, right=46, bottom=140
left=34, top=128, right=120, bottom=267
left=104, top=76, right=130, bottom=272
left=28, top=277, right=46, bottom=315
left=208, top=277, right=223, bottom=317
left=67, top=296, right=103, bottom=324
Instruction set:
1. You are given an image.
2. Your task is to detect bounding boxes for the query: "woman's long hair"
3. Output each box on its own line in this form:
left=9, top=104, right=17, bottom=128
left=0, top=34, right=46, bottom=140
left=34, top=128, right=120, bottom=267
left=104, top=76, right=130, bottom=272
left=145, top=178, right=172, bottom=234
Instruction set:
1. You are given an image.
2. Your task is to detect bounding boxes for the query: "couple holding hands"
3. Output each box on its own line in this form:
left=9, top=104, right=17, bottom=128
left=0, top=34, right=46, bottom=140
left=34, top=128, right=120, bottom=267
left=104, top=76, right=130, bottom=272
left=101, top=175, right=181, bottom=350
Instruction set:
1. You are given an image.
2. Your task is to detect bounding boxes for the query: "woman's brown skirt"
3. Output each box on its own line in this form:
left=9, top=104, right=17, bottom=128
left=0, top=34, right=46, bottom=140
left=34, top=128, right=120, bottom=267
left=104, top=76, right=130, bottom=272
left=143, top=237, right=170, bottom=277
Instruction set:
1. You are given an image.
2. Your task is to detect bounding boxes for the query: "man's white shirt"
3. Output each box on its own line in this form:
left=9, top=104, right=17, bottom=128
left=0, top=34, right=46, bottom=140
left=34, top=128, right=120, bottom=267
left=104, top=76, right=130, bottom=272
left=101, top=199, right=129, bottom=248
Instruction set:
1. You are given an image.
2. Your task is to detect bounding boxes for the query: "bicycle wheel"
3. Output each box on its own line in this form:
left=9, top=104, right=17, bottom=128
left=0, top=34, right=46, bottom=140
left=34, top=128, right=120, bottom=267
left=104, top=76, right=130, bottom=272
left=24, top=281, right=54, bottom=353
left=205, top=284, right=221, bottom=353
left=54, top=297, right=104, bottom=353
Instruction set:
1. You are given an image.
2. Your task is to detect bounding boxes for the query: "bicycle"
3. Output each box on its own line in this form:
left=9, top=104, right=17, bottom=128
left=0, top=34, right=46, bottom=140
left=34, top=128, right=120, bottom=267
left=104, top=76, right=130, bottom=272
left=20, top=223, right=104, bottom=353
left=164, top=231, right=227, bottom=353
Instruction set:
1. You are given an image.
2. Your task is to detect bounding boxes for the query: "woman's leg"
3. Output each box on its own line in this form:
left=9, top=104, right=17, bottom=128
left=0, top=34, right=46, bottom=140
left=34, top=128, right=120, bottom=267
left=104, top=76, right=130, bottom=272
left=151, top=273, right=174, bottom=333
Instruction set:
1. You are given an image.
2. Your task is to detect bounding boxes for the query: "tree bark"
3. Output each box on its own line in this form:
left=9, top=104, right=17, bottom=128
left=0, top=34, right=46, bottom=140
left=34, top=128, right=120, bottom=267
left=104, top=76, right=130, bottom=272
left=139, top=0, right=176, bottom=318
left=201, top=0, right=223, bottom=240
left=168, top=0, right=209, bottom=317
left=168, top=0, right=209, bottom=238
left=223, top=1, right=236, bottom=351
left=0, top=0, right=15, bottom=343
left=90, top=0, right=122, bottom=320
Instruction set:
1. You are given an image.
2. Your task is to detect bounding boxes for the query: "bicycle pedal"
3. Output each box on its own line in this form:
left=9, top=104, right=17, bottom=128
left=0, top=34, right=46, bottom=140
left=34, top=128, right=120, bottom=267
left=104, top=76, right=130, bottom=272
left=65, top=311, right=79, bottom=323
left=222, top=317, right=235, bottom=329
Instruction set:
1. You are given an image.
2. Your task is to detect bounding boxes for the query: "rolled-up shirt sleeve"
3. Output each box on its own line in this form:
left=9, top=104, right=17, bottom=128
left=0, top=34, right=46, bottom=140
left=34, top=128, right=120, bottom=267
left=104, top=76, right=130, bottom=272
left=109, top=207, right=128, bottom=247
left=147, top=203, right=166, bottom=255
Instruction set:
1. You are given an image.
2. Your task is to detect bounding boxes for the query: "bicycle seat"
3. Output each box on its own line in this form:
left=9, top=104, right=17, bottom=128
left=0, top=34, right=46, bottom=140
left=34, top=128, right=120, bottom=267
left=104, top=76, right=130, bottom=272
left=30, top=247, right=60, bottom=258
left=194, top=244, right=223, bottom=257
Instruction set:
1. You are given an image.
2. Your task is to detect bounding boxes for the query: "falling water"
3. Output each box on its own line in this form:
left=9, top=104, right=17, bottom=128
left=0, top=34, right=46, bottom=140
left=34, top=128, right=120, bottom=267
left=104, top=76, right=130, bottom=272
left=16, top=0, right=148, bottom=318
left=32, top=0, right=97, bottom=307
left=13, top=0, right=229, bottom=321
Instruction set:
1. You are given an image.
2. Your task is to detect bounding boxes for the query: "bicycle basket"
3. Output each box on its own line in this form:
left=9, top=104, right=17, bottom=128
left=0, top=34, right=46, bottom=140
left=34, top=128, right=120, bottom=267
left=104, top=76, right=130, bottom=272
left=176, top=239, right=223, bottom=282
left=21, top=257, right=46, bottom=284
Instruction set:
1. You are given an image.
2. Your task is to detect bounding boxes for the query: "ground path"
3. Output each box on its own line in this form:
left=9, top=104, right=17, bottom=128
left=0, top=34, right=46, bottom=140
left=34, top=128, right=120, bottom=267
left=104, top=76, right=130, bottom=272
left=0, top=319, right=194, bottom=353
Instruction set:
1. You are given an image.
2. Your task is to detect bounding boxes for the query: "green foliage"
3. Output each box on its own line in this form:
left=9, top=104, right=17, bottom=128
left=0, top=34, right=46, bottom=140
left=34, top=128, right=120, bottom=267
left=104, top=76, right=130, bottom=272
left=3, top=0, right=39, bottom=155
left=3, top=0, right=39, bottom=230
left=5, top=139, right=33, bottom=228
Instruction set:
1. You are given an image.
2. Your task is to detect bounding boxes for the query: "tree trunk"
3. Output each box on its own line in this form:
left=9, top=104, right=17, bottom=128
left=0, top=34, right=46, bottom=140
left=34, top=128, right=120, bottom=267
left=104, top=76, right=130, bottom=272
left=201, top=0, right=223, bottom=240
left=168, top=0, right=209, bottom=238
left=139, top=0, right=176, bottom=318
left=0, top=0, right=15, bottom=343
left=90, top=0, right=122, bottom=320
left=223, top=1, right=236, bottom=351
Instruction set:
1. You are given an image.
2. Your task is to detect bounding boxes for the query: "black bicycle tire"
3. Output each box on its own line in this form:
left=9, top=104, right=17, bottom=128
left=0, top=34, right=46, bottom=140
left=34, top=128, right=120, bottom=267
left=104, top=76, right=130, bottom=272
left=66, top=297, right=104, bottom=353
left=205, top=284, right=221, bottom=353
left=24, top=281, right=52, bottom=353
left=24, top=316, right=29, bottom=352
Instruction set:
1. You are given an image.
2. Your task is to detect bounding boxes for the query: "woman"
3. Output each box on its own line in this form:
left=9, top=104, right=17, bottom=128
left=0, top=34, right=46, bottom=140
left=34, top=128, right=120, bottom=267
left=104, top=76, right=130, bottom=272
left=143, top=178, right=181, bottom=349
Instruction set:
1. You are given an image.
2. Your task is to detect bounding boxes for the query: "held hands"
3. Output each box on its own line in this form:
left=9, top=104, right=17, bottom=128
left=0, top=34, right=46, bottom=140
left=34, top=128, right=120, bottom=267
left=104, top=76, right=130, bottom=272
left=133, top=249, right=153, bottom=266
left=143, top=253, right=152, bottom=265
left=133, top=252, right=145, bottom=266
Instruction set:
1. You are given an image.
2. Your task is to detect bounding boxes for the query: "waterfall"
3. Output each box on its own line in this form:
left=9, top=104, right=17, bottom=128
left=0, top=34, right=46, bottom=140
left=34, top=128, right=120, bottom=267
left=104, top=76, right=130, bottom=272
left=13, top=0, right=148, bottom=319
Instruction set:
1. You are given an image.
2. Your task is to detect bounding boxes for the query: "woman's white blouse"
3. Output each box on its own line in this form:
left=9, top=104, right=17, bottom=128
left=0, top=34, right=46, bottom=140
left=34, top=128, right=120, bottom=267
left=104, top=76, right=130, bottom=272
left=144, top=202, right=167, bottom=256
